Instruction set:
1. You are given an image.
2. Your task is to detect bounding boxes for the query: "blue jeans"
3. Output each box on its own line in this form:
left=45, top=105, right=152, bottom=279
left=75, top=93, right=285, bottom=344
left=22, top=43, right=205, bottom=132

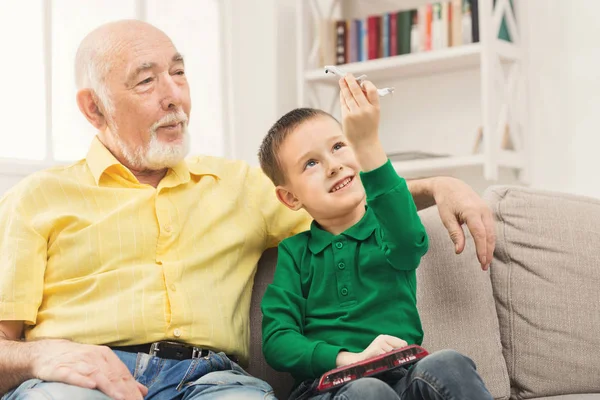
left=290, top=350, right=493, bottom=400
left=2, top=350, right=275, bottom=400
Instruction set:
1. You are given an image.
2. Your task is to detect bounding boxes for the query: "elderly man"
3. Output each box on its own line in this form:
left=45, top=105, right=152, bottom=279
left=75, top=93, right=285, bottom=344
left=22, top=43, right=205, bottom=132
left=0, top=20, right=494, bottom=400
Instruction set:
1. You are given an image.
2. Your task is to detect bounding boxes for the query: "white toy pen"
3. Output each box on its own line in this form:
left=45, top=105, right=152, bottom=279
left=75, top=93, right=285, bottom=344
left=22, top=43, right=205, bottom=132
left=324, top=65, right=394, bottom=97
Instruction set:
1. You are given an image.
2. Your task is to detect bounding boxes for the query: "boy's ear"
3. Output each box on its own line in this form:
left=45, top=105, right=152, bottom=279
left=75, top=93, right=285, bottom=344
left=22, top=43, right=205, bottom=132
left=276, top=186, right=303, bottom=211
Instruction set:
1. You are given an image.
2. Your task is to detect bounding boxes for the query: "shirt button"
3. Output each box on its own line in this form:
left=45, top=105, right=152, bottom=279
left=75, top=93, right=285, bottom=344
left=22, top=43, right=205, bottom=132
left=338, top=262, right=345, bottom=270
left=341, top=287, right=348, bottom=296
left=173, top=328, right=182, bottom=338
left=164, top=225, right=172, bottom=233
left=335, top=242, right=343, bottom=249
left=170, top=284, right=177, bottom=291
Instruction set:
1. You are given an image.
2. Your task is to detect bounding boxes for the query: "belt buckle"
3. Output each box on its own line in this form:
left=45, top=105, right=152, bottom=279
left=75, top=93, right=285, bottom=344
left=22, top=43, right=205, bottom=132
left=192, top=346, right=203, bottom=359
left=149, top=342, right=161, bottom=357
left=148, top=341, right=204, bottom=359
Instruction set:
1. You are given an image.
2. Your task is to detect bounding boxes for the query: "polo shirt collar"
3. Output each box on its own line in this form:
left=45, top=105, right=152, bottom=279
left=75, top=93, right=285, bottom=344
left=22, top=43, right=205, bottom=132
left=307, top=207, right=377, bottom=254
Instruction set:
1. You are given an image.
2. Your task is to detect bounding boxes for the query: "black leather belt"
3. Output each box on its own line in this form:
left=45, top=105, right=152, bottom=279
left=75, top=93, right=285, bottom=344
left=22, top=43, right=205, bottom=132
left=111, top=341, right=238, bottom=363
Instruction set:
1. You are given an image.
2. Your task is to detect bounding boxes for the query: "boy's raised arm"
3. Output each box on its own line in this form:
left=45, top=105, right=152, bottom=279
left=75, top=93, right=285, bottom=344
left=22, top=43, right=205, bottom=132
left=339, top=75, right=428, bottom=269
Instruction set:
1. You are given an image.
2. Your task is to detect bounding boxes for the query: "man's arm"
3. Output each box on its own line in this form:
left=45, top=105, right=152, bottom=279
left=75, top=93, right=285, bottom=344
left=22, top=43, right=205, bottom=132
left=407, top=176, right=495, bottom=270
left=406, top=178, right=437, bottom=211
left=0, top=321, right=33, bottom=394
left=0, top=320, right=148, bottom=399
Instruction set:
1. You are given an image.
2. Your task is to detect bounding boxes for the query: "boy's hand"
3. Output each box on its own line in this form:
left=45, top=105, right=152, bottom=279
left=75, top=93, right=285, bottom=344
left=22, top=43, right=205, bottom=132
left=339, top=74, right=380, bottom=148
left=339, top=74, right=387, bottom=172
left=360, top=334, right=407, bottom=360
left=335, top=334, right=408, bottom=367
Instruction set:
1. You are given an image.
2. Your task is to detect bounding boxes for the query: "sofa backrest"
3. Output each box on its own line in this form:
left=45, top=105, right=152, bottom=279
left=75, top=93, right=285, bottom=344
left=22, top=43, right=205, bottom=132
left=485, top=186, right=600, bottom=399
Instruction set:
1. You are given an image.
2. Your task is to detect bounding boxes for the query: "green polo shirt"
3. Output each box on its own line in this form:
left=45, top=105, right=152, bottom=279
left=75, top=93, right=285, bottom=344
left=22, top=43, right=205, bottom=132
left=261, top=160, right=429, bottom=383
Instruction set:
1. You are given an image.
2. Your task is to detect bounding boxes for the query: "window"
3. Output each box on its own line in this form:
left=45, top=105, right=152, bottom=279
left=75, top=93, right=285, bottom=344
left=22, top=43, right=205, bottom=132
left=0, top=0, right=225, bottom=166
left=0, top=1, right=46, bottom=160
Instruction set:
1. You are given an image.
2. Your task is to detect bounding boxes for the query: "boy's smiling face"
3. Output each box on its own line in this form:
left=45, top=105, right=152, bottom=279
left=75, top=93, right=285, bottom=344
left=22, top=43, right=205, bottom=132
left=275, top=116, right=366, bottom=220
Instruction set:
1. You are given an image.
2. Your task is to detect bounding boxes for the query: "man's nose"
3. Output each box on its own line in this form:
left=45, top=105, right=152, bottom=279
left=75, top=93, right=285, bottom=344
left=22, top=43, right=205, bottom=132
left=159, top=74, right=184, bottom=110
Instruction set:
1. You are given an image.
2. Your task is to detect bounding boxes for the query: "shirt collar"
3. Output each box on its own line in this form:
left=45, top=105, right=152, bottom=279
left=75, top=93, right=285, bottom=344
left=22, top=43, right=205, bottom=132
left=307, top=207, right=377, bottom=254
left=86, top=136, right=125, bottom=185
left=86, top=136, right=220, bottom=186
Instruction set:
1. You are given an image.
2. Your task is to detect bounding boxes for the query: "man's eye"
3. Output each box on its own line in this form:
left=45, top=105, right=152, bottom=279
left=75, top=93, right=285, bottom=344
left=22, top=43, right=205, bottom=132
left=138, top=77, right=153, bottom=85
left=174, top=70, right=185, bottom=76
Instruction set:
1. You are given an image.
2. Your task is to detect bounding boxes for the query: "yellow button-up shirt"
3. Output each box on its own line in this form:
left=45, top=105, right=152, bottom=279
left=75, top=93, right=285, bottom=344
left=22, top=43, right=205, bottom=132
left=0, top=137, right=310, bottom=364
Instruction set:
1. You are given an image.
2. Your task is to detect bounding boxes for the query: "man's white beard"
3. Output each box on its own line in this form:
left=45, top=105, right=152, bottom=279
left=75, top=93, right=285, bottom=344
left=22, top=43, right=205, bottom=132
left=109, top=110, right=190, bottom=170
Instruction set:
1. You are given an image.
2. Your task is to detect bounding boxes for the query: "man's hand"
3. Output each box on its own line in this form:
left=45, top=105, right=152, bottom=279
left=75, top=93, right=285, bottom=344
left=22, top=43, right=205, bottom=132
left=338, top=74, right=387, bottom=172
left=31, top=340, right=148, bottom=400
left=335, top=335, right=407, bottom=367
left=432, top=176, right=495, bottom=270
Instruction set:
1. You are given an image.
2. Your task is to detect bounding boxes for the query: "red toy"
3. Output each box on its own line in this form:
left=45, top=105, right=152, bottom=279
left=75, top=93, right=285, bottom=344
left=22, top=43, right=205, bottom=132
left=316, top=345, right=429, bottom=393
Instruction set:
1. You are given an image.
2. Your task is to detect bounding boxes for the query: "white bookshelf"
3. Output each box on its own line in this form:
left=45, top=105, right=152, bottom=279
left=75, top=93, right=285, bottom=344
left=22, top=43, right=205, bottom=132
left=296, top=0, right=529, bottom=182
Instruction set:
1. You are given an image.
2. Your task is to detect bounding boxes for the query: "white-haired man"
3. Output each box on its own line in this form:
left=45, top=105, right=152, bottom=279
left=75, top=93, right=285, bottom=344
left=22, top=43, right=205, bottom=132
left=0, top=20, right=495, bottom=400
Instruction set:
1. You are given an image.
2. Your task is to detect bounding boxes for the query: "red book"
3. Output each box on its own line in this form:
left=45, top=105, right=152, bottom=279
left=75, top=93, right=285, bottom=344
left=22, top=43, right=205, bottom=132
left=367, top=15, right=380, bottom=60
left=390, top=13, right=398, bottom=56
left=316, top=345, right=429, bottom=393
left=425, top=4, right=433, bottom=51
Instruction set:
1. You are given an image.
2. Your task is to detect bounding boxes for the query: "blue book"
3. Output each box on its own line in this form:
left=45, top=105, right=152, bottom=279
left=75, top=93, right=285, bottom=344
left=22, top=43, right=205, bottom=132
left=361, top=18, right=368, bottom=61
left=356, top=19, right=362, bottom=62
left=382, top=13, right=389, bottom=57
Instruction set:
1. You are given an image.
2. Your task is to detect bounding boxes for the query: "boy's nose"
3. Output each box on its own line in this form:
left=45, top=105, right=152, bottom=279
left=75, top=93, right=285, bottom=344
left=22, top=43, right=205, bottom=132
left=328, top=165, right=343, bottom=176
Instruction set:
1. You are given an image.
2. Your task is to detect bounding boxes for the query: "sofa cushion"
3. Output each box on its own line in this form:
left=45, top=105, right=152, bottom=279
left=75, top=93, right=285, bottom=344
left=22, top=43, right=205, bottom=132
left=417, top=206, right=510, bottom=400
left=485, top=186, right=600, bottom=399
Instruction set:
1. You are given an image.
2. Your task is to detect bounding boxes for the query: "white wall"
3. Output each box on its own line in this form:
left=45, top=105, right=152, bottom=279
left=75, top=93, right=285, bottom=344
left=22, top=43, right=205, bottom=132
left=566, top=1, right=600, bottom=198
left=516, top=0, right=600, bottom=199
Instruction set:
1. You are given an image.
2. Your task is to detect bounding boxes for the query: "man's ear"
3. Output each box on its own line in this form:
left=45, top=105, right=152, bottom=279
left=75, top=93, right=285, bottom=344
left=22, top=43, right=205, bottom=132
left=276, top=186, right=303, bottom=211
left=76, top=89, right=107, bottom=130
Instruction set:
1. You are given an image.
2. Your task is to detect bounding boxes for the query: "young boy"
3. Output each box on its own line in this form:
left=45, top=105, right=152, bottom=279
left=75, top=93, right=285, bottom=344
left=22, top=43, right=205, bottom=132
left=258, top=75, right=492, bottom=400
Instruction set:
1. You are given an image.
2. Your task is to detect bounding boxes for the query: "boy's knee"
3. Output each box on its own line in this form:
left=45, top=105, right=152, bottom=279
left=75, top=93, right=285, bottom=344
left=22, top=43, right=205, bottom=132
left=413, top=349, right=478, bottom=383
left=338, top=377, right=397, bottom=400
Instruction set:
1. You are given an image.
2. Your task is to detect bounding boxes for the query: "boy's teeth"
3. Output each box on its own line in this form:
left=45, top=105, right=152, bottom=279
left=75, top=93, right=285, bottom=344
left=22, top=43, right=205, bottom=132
left=332, top=177, right=352, bottom=192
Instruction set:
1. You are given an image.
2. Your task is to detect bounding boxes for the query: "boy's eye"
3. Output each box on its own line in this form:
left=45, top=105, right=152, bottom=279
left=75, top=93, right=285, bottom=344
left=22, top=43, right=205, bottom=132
left=304, top=160, right=317, bottom=169
left=332, top=142, right=345, bottom=151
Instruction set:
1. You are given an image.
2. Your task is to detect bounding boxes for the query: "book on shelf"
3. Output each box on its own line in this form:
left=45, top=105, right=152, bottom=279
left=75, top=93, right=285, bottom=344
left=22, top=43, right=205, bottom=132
left=387, top=151, right=450, bottom=162
left=494, top=0, right=514, bottom=43
left=324, top=0, right=490, bottom=66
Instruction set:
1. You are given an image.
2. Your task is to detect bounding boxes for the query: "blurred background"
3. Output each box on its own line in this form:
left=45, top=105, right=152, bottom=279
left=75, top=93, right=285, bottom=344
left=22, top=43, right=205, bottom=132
left=0, top=0, right=599, bottom=199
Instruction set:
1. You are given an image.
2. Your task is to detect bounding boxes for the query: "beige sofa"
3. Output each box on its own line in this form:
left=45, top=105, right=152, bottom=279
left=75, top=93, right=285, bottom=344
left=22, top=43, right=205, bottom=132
left=247, top=186, right=600, bottom=400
